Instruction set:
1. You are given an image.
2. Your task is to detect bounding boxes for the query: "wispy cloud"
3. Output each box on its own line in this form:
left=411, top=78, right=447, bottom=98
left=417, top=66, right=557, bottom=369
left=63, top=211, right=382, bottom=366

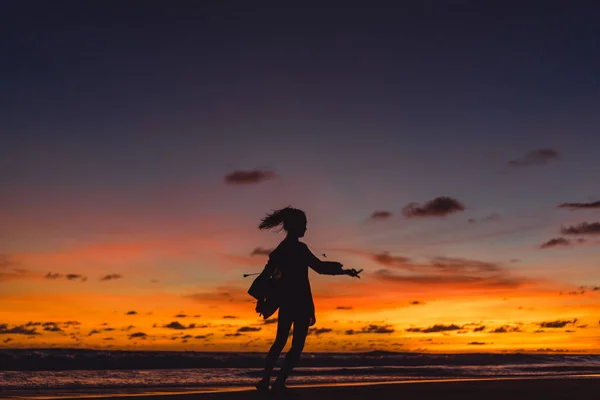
left=508, top=148, right=559, bottom=167
left=370, top=210, right=392, bottom=220
left=100, top=273, right=122, bottom=281
left=558, top=201, right=600, bottom=210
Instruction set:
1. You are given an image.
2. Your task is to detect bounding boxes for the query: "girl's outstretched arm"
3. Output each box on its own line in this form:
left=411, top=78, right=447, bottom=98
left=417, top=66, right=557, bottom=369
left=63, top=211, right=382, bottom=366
left=304, top=244, right=352, bottom=276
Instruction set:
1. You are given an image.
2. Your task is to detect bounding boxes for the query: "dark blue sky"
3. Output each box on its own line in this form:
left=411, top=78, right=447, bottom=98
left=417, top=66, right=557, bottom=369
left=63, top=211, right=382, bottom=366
left=1, top=1, right=599, bottom=275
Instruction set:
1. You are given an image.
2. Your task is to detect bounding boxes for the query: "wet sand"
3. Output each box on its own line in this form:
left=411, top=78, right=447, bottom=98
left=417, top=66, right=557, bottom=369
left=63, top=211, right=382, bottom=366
left=22, top=376, right=600, bottom=400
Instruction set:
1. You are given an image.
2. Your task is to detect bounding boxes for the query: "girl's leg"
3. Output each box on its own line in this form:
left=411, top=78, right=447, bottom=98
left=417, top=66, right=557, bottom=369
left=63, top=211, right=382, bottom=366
left=273, top=315, right=310, bottom=388
left=260, top=309, right=292, bottom=384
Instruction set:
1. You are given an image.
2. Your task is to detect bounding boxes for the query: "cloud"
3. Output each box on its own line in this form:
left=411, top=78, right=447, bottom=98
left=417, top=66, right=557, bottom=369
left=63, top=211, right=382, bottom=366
left=491, top=325, right=522, bottom=333
left=558, top=201, right=600, bottom=210
left=125, top=311, right=137, bottom=315
left=174, top=314, right=188, bottom=318
left=508, top=148, right=559, bottom=167
left=308, top=328, right=333, bottom=336
left=100, top=273, right=122, bottom=281
left=336, top=306, right=353, bottom=310
left=374, top=268, right=527, bottom=290
left=406, top=324, right=462, bottom=333
left=128, top=332, right=147, bottom=339
left=540, top=237, right=571, bottom=249
left=224, top=169, right=277, bottom=184
left=561, top=222, right=600, bottom=235
left=250, top=247, right=272, bottom=256
left=194, top=334, right=213, bottom=339
left=222, top=315, right=238, bottom=319
left=468, top=342, right=488, bottom=345
left=225, top=332, right=243, bottom=337
left=237, top=326, right=261, bottom=333
left=0, top=324, right=40, bottom=335
left=346, top=324, right=395, bottom=335
left=410, top=301, right=424, bottom=305
left=372, top=252, right=413, bottom=269
left=538, top=319, right=578, bottom=328
left=263, top=318, right=278, bottom=325
left=88, top=330, right=100, bottom=336
left=0, top=255, right=30, bottom=282
left=473, top=326, right=486, bottom=332
left=370, top=210, right=392, bottom=220
left=44, top=272, right=87, bottom=282
left=162, top=321, right=197, bottom=330
left=402, top=197, right=465, bottom=218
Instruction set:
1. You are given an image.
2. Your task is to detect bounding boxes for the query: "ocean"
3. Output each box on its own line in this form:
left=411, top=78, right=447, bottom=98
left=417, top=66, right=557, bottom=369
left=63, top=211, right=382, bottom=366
left=1, top=349, right=599, bottom=398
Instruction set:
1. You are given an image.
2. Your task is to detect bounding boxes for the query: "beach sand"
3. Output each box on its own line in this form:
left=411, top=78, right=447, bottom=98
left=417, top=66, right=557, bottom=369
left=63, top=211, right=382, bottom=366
left=31, top=376, right=600, bottom=400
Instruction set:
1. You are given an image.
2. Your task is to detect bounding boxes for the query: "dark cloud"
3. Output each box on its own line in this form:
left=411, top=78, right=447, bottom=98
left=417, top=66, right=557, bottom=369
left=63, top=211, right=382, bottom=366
left=66, top=274, right=87, bottom=282
left=103, top=327, right=115, bottom=331
left=540, top=237, right=571, bottom=249
left=577, top=324, right=588, bottom=329
left=406, top=324, right=462, bottom=333
left=125, top=311, right=137, bottom=315
left=45, top=272, right=87, bottom=282
left=225, top=332, right=243, bottom=337
left=402, top=197, right=465, bottom=218
left=122, top=325, right=135, bottom=331
left=491, top=325, right=522, bottom=333
left=263, top=318, right=278, bottom=325
left=473, top=326, right=486, bottom=332
left=308, top=328, right=333, bottom=336
left=162, top=321, right=196, bottom=330
left=100, top=273, right=122, bottom=281
left=410, top=301, right=424, bottom=305
left=128, top=332, right=147, bottom=339
left=561, top=222, right=600, bottom=235
left=43, top=323, right=63, bottom=332
left=88, top=330, right=100, bottom=336
left=251, top=247, right=272, bottom=256
left=370, top=210, right=392, bottom=220
left=508, top=148, right=559, bottom=167
left=174, top=314, right=188, bottom=318
left=181, top=334, right=193, bottom=339
left=336, top=306, right=353, bottom=310
left=558, top=201, right=600, bottom=210
left=224, top=169, right=277, bottom=184
left=346, top=324, right=395, bottom=335
left=538, top=319, right=578, bottom=328
left=222, top=315, right=238, bottom=319
left=468, top=341, right=488, bottom=345
left=103, top=337, right=114, bottom=341
left=194, top=334, right=213, bottom=339
left=237, top=326, right=261, bottom=332
left=0, top=324, right=40, bottom=335
left=4, top=338, right=13, bottom=343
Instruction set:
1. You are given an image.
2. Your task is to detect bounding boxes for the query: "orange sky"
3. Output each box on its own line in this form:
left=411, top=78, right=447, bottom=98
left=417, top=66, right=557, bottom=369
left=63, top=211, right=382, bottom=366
left=2, top=201, right=599, bottom=353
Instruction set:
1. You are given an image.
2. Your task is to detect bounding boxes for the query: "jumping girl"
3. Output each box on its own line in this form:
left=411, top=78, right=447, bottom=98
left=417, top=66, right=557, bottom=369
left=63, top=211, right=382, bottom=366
left=252, top=207, right=361, bottom=393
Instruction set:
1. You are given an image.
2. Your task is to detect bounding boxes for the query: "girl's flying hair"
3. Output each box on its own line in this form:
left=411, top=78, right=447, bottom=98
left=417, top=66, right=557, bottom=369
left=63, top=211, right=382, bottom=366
left=259, top=206, right=306, bottom=232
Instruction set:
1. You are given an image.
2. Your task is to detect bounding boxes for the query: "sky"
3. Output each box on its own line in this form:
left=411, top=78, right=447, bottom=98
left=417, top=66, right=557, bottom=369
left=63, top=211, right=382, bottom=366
left=1, top=1, right=600, bottom=353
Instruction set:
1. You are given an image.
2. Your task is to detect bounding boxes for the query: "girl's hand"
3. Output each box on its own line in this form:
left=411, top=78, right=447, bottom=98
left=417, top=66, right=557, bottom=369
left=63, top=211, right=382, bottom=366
left=344, top=268, right=362, bottom=278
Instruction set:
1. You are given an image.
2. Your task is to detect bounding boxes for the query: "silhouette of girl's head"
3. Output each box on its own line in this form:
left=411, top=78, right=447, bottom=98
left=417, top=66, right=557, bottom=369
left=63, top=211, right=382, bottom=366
left=259, top=207, right=307, bottom=238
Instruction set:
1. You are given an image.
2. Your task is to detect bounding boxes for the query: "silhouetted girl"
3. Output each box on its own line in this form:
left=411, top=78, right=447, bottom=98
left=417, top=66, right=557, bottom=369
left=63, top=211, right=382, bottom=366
left=252, top=207, right=360, bottom=393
